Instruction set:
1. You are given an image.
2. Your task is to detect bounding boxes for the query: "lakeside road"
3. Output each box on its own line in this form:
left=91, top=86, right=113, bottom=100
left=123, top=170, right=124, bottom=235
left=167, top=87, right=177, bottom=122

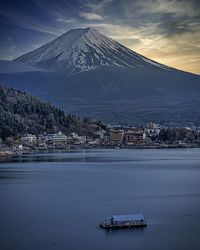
left=0, top=150, right=13, bottom=158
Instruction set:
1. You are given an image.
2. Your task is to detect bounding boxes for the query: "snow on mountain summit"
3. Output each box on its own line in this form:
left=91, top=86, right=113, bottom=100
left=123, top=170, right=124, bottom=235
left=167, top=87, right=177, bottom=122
left=15, top=27, right=170, bottom=73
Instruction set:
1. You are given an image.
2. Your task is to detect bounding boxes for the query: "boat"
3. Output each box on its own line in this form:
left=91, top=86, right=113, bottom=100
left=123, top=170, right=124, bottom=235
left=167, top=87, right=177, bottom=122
left=99, top=214, right=147, bottom=230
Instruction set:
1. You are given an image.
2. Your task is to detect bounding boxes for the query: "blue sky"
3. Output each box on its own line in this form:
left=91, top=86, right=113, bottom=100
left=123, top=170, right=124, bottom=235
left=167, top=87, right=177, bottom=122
left=0, top=0, right=199, bottom=74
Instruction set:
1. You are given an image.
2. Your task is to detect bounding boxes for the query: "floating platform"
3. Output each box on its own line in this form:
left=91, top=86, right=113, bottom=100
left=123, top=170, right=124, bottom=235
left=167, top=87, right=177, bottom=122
left=99, top=214, right=147, bottom=230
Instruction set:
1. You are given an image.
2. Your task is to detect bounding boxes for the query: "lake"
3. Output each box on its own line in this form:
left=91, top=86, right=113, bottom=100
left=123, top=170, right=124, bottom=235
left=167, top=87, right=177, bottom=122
left=0, top=149, right=200, bottom=250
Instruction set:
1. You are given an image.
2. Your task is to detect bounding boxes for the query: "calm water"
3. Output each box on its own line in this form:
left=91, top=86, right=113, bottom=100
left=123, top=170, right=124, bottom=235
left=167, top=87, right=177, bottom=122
left=0, top=149, right=200, bottom=250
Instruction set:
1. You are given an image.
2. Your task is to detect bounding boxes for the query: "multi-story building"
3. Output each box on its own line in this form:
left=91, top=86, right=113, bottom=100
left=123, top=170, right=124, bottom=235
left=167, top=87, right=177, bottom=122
left=45, top=132, right=67, bottom=145
left=109, top=129, right=124, bottom=144
left=124, top=128, right=146, bottom=145
left=145, top=123, right=160, bottom=142
left=21, top=134, right=37, bottom=145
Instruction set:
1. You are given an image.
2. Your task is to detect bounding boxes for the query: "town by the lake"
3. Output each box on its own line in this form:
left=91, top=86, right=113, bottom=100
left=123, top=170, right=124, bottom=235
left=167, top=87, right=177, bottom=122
left=1, top=122, right=200, bottom=158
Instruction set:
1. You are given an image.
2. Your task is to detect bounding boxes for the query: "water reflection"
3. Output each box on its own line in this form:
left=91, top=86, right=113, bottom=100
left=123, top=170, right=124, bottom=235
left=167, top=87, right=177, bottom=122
left=0, top=149, right=200, bottom=250
left=0, top=148, right=200, bottom=164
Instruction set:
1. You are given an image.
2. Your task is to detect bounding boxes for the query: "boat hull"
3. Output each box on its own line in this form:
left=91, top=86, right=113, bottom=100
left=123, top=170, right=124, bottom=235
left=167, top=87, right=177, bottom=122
left=99, top=223, right=147, bottom=230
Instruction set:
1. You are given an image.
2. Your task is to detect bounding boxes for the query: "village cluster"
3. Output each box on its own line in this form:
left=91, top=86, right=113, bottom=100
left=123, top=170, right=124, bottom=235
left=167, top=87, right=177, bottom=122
left=3, top=123, right=199, bottom=154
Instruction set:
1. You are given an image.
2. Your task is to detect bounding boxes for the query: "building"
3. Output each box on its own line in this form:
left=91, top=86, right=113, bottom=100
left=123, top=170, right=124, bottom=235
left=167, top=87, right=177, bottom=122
left=72, top=136, right=87, bottom=145
left=145, top=123, right=160, bottom=142
left=124, top=128, right=146, bottom=145
left=96, top=129, right=106, bottom=139
left=21, top=134, right=37, bottom=144
left=45, top=132, right=67, bottom=145
left=78, top=136, right=87, bottom=144
left=109, top=129, right=124, bottom=144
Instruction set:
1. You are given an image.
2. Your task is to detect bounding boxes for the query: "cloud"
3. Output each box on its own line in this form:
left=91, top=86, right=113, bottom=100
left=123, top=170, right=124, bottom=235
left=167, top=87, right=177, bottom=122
left=137, top=0, right=199, bottom=17
left=79, top=12, right=103, bottom=20
left=128, top=28, right=200, bottom=74
left=0, top=0, right=199, bottom=73
left=122, top=0, right=200, bottom=32
left=56, top=17, right=76, bottom=23
left=83, top=0, right=113, bottom=12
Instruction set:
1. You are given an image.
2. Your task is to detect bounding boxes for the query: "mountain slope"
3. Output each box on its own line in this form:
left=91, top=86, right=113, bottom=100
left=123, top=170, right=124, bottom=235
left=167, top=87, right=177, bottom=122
left=15, top=27, right=170, bottom=73
left=0, top=60, right=45, bottom=73
left=0, top=84, right=103, bottom=139
left=0, top=27, right=200, bottom=125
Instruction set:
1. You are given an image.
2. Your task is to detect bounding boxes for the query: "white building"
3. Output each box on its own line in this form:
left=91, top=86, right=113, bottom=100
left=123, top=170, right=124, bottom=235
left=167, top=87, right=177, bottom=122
left=45, top=132, right=67, bottom=144
left=21, top=134, right=37, bottom=144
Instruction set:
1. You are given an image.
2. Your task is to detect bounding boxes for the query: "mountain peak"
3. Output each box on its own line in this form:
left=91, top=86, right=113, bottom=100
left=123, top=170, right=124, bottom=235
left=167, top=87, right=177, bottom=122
left=85, top=26, right=97, bottom=31
left=15, top=27, right=170, bottom=73
left=61, top=26, right=98, bottom=36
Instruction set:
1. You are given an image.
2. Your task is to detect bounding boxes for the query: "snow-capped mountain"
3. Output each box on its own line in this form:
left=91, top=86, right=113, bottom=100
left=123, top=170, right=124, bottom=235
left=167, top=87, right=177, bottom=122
left=15, top=27, right=170, bottom=73
left=1, top=27, right=200, bottom=125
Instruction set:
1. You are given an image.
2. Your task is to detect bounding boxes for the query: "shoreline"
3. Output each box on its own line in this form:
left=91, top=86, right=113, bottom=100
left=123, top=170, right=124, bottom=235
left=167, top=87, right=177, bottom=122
left=0, top=151, right=13, bottom=158
left=0, top=144, right=200, bottom=158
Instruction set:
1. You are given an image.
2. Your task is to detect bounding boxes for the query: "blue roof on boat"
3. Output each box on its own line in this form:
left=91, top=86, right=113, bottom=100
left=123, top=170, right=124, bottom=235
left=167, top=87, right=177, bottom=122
left=111, top=214, right=144, bottom=222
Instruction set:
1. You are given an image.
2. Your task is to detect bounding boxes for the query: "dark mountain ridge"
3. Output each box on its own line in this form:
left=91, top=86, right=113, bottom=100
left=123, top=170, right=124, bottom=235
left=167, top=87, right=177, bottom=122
left=0, top=84, right=103, bottom=139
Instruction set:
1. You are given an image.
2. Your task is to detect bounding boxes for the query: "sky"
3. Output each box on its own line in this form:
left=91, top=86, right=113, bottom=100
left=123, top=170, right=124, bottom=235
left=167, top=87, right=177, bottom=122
left=0, top=0, right=199, bottom=74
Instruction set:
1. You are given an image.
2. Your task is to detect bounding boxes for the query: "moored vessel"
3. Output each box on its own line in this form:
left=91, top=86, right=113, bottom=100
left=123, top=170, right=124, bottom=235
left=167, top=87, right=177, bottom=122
left=99, top=214, right=147, bottom=230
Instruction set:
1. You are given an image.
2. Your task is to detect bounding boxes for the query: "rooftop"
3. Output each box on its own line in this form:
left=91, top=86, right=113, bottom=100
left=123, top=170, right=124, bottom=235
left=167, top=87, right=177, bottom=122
left=112, top=214, right=144, bottom=222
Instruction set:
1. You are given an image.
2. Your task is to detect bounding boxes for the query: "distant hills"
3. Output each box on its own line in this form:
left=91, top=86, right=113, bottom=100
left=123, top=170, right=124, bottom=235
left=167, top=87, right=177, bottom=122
left=0, top=27, right=199, bottom=125
left=0, top=85, right=104, bottom=139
